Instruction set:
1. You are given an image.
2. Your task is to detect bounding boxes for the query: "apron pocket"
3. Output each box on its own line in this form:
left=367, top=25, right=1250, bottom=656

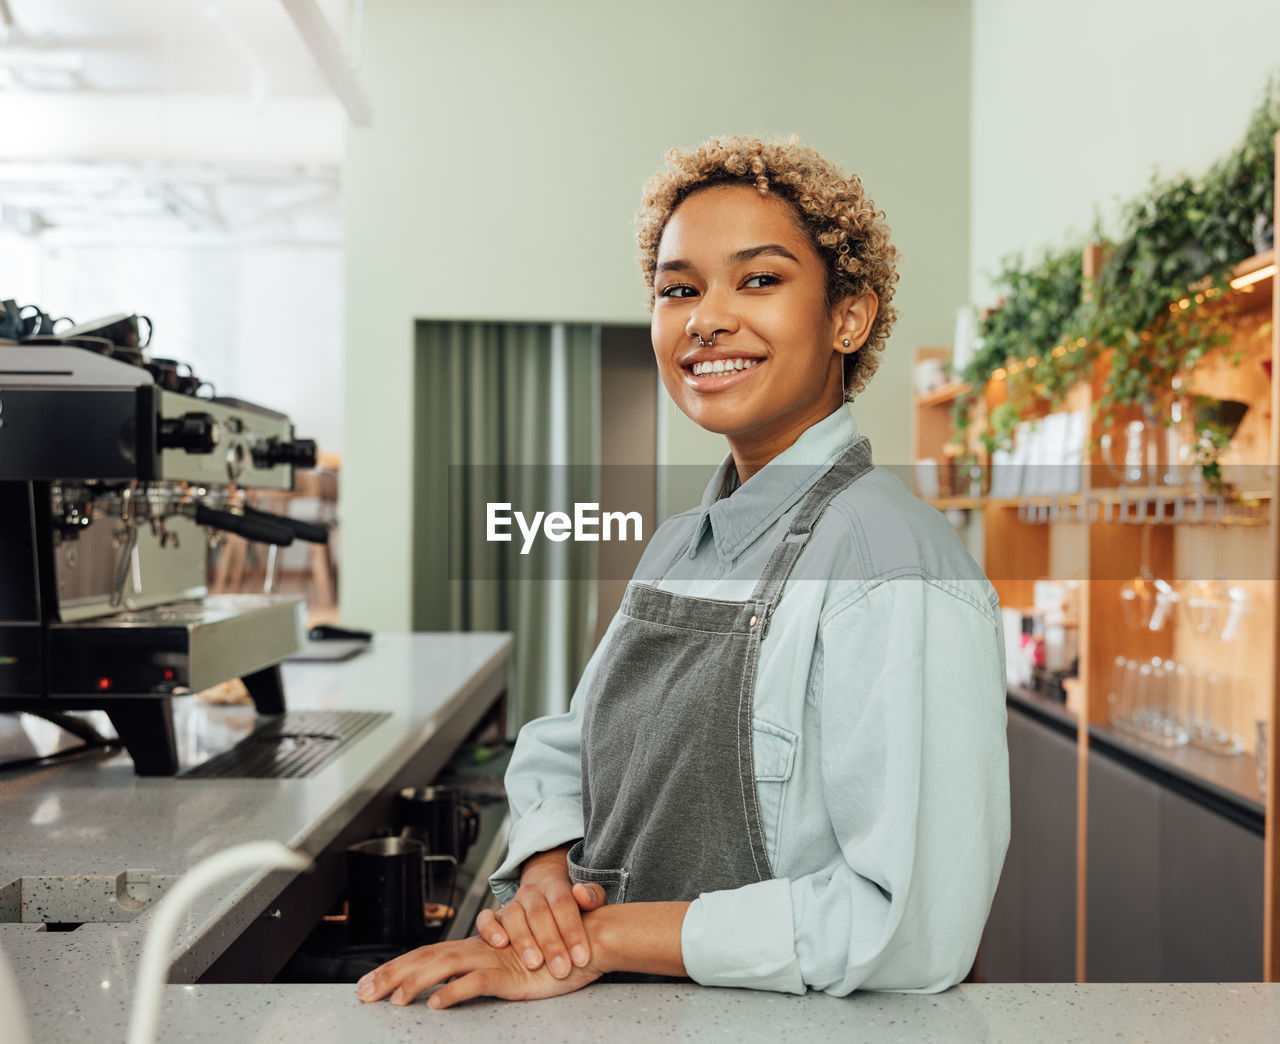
left=567, top=839, right=630, bottom=905
left=752, top=719, right=797, bottom=870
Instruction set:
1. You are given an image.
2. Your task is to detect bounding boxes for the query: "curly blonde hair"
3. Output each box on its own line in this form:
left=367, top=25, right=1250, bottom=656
left=637, top=135, right=900, bottom=398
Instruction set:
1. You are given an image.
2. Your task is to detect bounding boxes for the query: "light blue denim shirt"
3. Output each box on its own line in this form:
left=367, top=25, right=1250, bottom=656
left=491, top=406, right=1010, bottom=995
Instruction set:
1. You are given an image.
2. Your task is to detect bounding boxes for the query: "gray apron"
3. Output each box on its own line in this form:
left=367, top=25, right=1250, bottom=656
left=568, top=436, right=874, bottom=906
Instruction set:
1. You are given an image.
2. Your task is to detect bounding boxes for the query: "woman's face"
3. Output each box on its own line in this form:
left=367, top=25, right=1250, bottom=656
left=650, top=184, right=872, bottom=476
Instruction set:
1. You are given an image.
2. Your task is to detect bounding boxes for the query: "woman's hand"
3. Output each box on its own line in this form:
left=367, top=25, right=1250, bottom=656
left=356, top=934, right=602, bottom=1009
left=474, top=843, right=606, bottom=979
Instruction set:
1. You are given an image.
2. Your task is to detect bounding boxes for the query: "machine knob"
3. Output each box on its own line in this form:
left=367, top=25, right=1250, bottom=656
left=252, top=437, right=317, bottom=470
left=158, top=412, right=220, bottom=454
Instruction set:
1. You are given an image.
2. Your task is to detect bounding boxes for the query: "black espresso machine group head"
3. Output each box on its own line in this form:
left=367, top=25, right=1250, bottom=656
left=0, top=341, right=324, bottom=775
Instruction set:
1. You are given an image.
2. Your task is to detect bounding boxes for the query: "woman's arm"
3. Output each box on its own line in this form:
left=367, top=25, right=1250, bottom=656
left=583, top=901, right=689, bottom=978
left=357, top=902, right=689, bottom=1008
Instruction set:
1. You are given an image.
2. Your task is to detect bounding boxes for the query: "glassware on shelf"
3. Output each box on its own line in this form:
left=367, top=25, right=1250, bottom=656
left=1107, top=656, right=1248, bottom=756
left=1119, top=527, right=1156, bottom=632
left=1180, top=579, right=1223, bottom=636
left=1195, top=671, right=1244, bottom=755
left=1132, top=659, right=1157, bottom=740
left=1101, top=418, right=1154, bottom=486
left=1220, top=585, right=1251, bottom=643
left=1108, top=654, right=1131, bottom=731
left=1168, top=660, right=1195, bottom=747
left=1148, top=578, right=1180, bottom=632
left=1162, top=383, right=1195, bottom=487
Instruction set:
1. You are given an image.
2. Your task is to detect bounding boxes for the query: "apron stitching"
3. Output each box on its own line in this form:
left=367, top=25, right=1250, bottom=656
left=737, top=632, right=762, bottom=885
left=738, top=625, right=769, bottom=881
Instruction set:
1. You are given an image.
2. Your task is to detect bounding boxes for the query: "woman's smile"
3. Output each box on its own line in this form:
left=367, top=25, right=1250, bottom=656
left=683, top=354, right=764, bottom=382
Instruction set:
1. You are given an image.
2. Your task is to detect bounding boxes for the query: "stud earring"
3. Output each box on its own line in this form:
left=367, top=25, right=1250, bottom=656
left=842, top=338, right=851, bottom=347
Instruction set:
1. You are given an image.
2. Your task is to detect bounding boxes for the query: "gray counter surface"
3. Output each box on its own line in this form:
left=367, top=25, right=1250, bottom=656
left=4, top=634, right=1280, bottom=1042
left=19, top=980, right=1280, bottom=1042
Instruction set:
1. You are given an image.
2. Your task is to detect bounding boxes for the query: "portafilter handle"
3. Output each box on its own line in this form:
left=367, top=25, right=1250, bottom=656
left=239, top=505, right=329, bottom=544
left=191, top=504, right=295, bottom=546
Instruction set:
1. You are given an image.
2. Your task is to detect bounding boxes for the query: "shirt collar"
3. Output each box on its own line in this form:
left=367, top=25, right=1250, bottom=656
left=684, top=407, right=862, bottom=562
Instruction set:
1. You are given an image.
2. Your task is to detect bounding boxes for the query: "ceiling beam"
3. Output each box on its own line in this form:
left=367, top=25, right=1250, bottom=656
left=0, top=92, right=345, bottom=165
left=279, top=0, right=372, bottom=127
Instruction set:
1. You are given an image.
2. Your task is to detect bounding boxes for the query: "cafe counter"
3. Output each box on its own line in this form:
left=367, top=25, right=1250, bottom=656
left=3, top=635, right=1279, bottom=1042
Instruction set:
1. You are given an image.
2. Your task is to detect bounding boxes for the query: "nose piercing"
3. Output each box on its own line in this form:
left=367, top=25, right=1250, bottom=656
left=696, top=332, right=717, bottom=348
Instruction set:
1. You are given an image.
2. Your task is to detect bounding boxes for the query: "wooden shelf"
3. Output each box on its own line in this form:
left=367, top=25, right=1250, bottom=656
left=928, top=495, right=984, bottom=511
left=914, top=379, right=970, bottom=409
left=1008, top=683, right=1079, bottom=731
left=1231, top=249, right=1276, bottom=287
left=926, top=488, right=1273, bottom=513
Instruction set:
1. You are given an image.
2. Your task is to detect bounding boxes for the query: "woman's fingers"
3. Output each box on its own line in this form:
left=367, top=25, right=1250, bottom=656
left=357, top=945, right=435, bottom=1003
left=495, top=899, right=543, bottom=970
left=547, top=887, right=592, bottom=968
left=572, top=882, right=606, bottom=911
left=521, top=890, right=575, bottom=978
left=475, top=907, right=508, bottom=948
left=426, top=969, right=499, bottom=1010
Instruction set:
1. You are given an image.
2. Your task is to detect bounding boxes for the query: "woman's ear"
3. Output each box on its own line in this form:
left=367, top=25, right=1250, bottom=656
left=834, top=292, right=878, bottom=355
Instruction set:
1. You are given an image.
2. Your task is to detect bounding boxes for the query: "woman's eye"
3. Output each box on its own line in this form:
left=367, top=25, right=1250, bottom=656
left=743, top=274, right=780, bottom=289
left=660, top=284, right=698, bottom=299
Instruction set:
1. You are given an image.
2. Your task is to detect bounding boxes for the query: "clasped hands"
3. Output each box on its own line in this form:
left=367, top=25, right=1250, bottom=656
left=356, top=843, right=604, bottom=1010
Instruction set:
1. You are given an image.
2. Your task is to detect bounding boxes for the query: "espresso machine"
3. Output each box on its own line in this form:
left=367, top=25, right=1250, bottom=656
left=0, top=341, right=322, bottom=775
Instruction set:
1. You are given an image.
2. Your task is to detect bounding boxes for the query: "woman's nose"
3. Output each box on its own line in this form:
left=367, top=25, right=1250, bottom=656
left=685, top=284, right=739, bottom=343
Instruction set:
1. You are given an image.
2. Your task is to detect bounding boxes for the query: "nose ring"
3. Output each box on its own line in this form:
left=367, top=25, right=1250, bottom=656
left=696, top=332, right=717, bottom=348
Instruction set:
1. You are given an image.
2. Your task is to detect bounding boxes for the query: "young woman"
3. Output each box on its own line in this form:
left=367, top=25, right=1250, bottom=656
left=358, top=136, right=1009, bottom=1009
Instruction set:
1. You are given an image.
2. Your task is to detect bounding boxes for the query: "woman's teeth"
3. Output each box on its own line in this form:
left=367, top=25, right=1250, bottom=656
left=690, top=358, right=760, bottom=377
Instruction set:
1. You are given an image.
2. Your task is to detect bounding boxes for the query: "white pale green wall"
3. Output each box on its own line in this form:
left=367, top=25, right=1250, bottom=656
left=344, top=0, right=972, bottom=630
left=970, top=0, right=1280, bottom=303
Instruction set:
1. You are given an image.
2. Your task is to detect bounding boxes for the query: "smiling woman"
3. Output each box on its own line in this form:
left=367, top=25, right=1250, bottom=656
left=358, top=136, right=1009, bottom=1011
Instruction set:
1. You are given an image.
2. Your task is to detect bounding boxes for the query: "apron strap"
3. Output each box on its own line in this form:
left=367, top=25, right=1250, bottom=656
left=749, top=436, right=874, bottom=621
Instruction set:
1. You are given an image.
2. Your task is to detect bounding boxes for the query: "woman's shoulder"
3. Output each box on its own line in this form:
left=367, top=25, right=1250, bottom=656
left=808, top=466, right=996, bottom=613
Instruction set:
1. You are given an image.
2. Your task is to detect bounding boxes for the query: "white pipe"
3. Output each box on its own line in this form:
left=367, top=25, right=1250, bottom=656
left=0, top=942, right=32, bottom=1044
left=279, top=0, right=373, bottom=126
left=128, top=841, right=311, bottom=1044
left=0, top=48, right=85, bottom=73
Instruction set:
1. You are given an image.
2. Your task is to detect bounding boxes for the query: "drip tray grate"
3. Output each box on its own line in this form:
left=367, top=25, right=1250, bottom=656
left=180, top=711, right=391, bottom=779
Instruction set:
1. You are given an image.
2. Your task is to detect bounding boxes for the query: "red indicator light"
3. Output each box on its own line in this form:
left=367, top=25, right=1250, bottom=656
left=163, top=668, right=175, bottom=682
left=97, top=677, right=112, bottom=691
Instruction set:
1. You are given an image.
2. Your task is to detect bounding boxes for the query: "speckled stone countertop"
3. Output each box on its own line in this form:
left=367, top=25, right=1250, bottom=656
left=16, top=980, right=1280, bottom=1042
left=1, top=633, right=510, bottom=1040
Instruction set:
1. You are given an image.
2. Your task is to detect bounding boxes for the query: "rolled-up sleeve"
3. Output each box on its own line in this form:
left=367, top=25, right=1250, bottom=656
left=488, top=696, right=586, bottom=903
left=488, top=616, right=632, bottom=903
left=682, top=574, right=1010, bottom=994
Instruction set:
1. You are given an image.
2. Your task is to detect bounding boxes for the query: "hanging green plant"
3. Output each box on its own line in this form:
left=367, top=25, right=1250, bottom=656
left=951, top=245, right=1088, bottom=454
left=1086, top=173, right=1239, bottom=422
left=1087, top=79, right=1279, bottom=421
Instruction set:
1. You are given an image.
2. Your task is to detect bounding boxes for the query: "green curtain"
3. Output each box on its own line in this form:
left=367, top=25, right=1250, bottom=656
left=413, top=321, right=600, bottom=731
